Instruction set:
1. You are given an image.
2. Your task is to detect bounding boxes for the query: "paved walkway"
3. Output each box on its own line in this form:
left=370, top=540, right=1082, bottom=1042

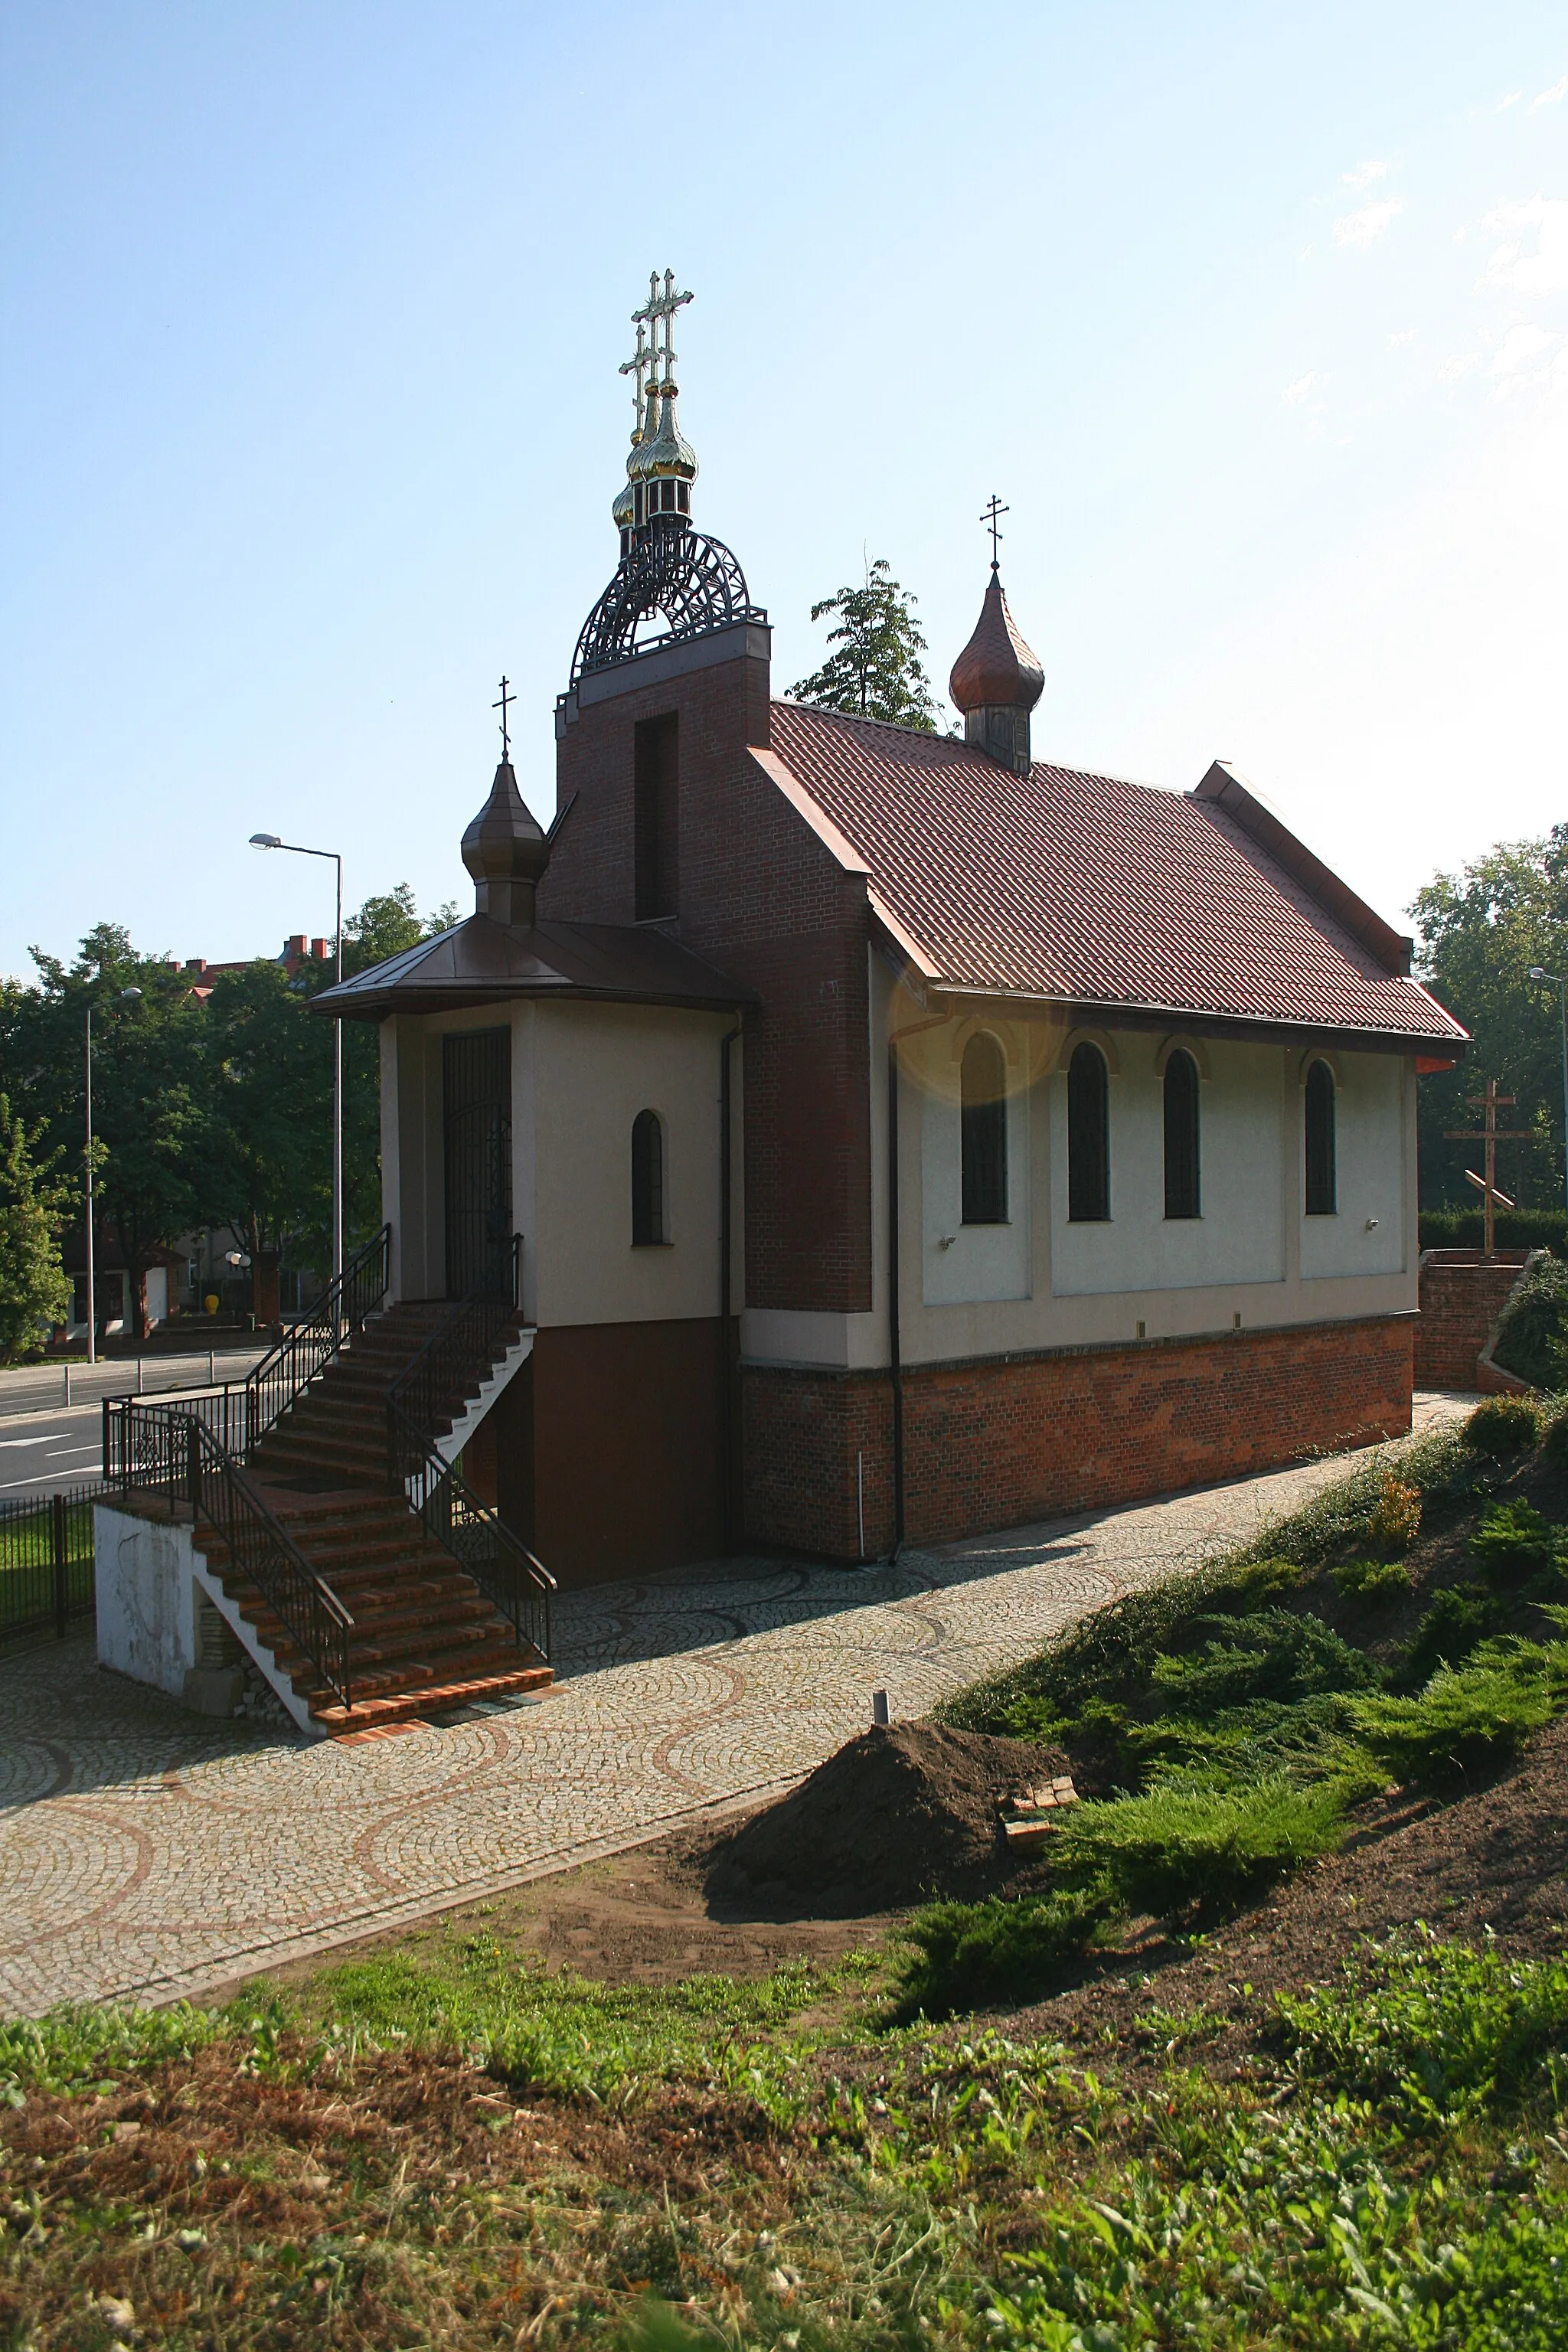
left=0, top=1401, right=1468, bottom=2017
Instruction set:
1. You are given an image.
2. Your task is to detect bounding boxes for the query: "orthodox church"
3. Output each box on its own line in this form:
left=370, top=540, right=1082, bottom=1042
left=321, top=273, right=1468, bottom=1589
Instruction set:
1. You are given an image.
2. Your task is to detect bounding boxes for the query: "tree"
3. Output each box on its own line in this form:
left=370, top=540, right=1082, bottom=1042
left=1408, top=828, right=1568, bottom=1210
left=201, top=960, right=333, bottom=1272
left=790, top=557, right=943, bottom=731
left=0, top=1093, right=72, bottom=1360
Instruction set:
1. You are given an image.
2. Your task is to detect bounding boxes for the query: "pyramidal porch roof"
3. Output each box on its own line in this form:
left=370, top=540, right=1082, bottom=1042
left=315, top=914, right=755, bottom=1020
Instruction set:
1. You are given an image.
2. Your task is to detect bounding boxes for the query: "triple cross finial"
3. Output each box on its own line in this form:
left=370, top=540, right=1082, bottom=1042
left=492, top=675, right=513, bottom=761
left=981, top=493, right=1009, bottom=572
left=619, top=270, right=693, bottom=439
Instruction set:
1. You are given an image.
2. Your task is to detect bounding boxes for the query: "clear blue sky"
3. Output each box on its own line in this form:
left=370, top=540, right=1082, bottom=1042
left=3, top=2, right=1564, bottom=978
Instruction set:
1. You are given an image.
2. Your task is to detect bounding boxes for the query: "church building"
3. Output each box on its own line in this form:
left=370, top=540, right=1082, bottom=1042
left=321, top=272, right=1468, bottom=1589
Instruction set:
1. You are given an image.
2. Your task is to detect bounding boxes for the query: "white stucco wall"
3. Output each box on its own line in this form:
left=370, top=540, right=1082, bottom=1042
left=1050, top=1039, right=1286, bottom=1298
left=94, top=1502, right=200, bottom=1698
left=920, top=1023, right=1031, bottom=1305
left=1298, top=1050, right=1407, bottom=1281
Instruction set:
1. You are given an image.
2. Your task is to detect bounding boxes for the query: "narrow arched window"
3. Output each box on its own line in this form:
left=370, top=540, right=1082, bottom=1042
left=631, top=1109, right=665, bottom=1245
left=961, top=1034, right=1008, bottom=1225
left=1163, top=1050, right=1201, bottom=1220
left=1067, top=1043, right=1110, bottom=1222
left=1305, top=1060, right=1337, bottom=1215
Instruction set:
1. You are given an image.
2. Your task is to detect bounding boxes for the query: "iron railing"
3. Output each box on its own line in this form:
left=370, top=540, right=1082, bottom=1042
left=385, top=1233, right=524, bottom=1465
left=0, top=1481, right=106, bottom=1643
left=389, top=1398, right=553, bottom=1664
left=243, top=1223, right=391, bottom=1452
left=103, top=1398, right=355, bottom=1713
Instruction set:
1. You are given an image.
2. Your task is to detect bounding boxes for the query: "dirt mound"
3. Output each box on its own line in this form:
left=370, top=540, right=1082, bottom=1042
left=704, top=1723, right=1067, bottom=1915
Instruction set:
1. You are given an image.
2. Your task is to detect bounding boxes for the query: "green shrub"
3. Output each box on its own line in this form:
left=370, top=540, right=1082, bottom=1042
left=1053, top=1774, right=1348, bottom=1925
left=1348, top=1648, right=1561, bottom=1784
left=1393, top=1581, right=1508, bottom=1688
left=1492, top=1253, right=1568, bottom=1388
left=1148, top=1608, right=1377, bottom=1714
left=1544, top=1409, right=1568, bottom=1468
left=1279, top=1930, right=1568, bottom=2126
left=1331, top=1555, right=1413, bottom=1604
left=1472, top=1497, right=1567, bottom=1585
left=897, top=1883, right=1118, bottom=2018
left=1466, top=1394, right=1542, bottom=1455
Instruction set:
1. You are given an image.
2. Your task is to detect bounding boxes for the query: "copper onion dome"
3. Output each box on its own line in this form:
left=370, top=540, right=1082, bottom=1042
left=462, top=760, right=549, bottom=924
left=949, top=573, right=1045, bottom=716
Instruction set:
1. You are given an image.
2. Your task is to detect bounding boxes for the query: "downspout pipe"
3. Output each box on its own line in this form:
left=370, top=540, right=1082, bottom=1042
left=720, top=1021, right=742, bottom=1550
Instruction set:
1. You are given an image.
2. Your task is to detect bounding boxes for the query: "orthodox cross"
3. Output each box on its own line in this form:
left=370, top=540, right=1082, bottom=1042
left=492, top=675, right=513, bottom=761
left=1443, top=1076, right=1536, bottom=1257
left=980, top=494, right=1009, bottom=572
left=619, top=318, right=651, bottom=441
left=635, top=269, right=693, bottom=395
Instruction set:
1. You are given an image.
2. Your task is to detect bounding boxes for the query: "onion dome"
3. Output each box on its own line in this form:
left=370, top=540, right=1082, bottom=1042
left=949, top=574, right=1044, bottom=715
left=461, top=760, right=549, bottom=926
left=949, top=573, right=1045, bottom=777
left=629, top=386, right=698, bottom=484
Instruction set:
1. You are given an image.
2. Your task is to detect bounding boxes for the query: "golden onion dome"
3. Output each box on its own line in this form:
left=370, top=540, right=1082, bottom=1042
left=629, top=387, right=697, bottom=483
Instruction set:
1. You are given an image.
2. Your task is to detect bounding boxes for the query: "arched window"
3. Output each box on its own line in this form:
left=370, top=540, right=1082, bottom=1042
left=1067, top=1043, right=1110, bottom=1222
left=631, top=1109, right=666, bottom=1245
left=1305, top=1060, right=1337, bottom=1215
left=960, top=1033, right=1008, bottom=1225
left=1163, top=1050, right=1201, bottom=1220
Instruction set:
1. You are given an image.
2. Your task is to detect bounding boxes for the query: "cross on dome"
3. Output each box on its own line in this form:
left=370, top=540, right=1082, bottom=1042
left=980, top=494, right=1009, bottom=573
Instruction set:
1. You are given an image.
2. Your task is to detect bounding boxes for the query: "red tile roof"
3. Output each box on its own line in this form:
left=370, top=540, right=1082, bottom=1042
left=766, top=703, right=1465, bottom=1047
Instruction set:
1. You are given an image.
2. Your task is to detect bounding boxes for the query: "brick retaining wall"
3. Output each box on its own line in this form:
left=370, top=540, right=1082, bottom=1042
left=743, top=1315, right=1414, bottom=1559
left=1413, top=1250, right=1530, bottom=1390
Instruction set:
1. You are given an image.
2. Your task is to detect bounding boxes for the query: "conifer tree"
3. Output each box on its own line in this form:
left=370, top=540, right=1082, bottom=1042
left=0, top=1092, right=71, bottom=1360
left=791, top=558, right=942, bottom=732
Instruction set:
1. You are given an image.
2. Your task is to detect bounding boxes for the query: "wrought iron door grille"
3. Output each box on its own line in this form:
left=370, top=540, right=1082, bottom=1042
left=443, top=1028, right=513, bottom=1300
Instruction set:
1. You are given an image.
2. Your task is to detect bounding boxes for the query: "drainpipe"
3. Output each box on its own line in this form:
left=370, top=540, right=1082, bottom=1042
left=720, top=1021, right=741, bottom=1549
left=886, top=1010, right=947, bottom=1563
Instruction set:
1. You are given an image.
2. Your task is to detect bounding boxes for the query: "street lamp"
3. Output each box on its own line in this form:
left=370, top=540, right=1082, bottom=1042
left=85, top=987, right=142, bottom=1366
left=250, top=832, right=344, bottom=1285
left=1529, top=967, right=1568, bottom=1225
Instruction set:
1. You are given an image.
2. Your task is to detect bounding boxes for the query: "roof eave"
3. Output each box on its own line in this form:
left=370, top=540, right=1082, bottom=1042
left=923, top=982, right=1468, bottom=1057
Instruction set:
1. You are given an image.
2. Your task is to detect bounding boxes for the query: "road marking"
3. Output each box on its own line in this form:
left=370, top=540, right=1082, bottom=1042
left=0, top=1436, right=51, bottom=1449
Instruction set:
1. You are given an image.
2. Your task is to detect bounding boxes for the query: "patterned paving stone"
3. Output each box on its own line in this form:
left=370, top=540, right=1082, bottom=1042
left=0, top=1400, right=1468, bottom=2017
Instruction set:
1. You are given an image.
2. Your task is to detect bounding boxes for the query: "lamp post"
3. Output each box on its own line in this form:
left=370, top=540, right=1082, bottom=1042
left=1529, top=966, right=1568, bottom=1226
left=250, top=833, right=344, bottom=1285
left=84, top=987, right=143, bottom=1366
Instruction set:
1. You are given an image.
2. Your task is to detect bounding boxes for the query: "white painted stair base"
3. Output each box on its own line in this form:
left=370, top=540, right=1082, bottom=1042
left=419, top=1326, right=536, bottom=1475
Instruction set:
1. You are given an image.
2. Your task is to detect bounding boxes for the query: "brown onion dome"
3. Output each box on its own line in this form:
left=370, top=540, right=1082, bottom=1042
left=462, top=761, right=549, bottom=923
left=949, top=573, right=1044, bottom=715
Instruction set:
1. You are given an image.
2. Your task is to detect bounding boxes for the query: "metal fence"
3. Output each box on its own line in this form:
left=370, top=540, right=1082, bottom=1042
left=0, top=1481, right=106, bottom=1644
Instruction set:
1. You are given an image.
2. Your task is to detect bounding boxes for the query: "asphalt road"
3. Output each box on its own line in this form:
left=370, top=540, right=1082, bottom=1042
left=0, top=1406, right=109, bottom=1498
left=0, top=1345, right=269, bottom=1501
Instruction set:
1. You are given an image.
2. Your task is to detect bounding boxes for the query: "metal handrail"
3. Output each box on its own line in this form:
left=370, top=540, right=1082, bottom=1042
left=387, top=1392, right=554, bottom=1665
left=103, top=1397, right=354, bottom=1713
left=384, top=1233, right=524, bottom=1465
left=242, top=1223, right=391, bottom=1454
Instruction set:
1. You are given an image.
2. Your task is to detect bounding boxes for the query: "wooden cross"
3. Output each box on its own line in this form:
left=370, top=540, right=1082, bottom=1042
left=1443, top=1076, right=1536, bottom=1257
left=980, top=493, right=1009, bottom=571
left=492, top=675, right=513, bottom=760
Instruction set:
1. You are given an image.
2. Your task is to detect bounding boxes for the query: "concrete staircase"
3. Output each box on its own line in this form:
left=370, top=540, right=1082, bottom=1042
left=195, top=1301, right=552, bottom=1734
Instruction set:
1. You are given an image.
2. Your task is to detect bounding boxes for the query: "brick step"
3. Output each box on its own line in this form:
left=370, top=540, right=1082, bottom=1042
left=248, top=1435, right=385, bottom=1479
left=311, top=1662, right=554, bottom=1733
left=285, top=1632, right=528, bottom=1704
left=256, top=1606, right=507, bottom=1678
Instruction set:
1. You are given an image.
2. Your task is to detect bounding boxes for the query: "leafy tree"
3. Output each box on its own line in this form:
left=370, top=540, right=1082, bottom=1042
left=201, top=960, right=333, bottom=1269
left=0, top=1093, right=73, bottom=1360
left=790, top=557, right=943, bottom=732
left=1409, top=828, right=1568, bottom=1210
left=2, top=928, right=211, bottom=1337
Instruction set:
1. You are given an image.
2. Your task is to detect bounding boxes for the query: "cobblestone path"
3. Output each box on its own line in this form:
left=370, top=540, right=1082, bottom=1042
left=0, top=1404, right=1465, bottom=2017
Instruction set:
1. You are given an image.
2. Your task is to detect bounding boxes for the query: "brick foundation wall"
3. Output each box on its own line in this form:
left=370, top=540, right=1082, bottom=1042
left=1414, top=1251, right=1529, bottom=1390
left=743, top=1315, right=1414, bottom=1559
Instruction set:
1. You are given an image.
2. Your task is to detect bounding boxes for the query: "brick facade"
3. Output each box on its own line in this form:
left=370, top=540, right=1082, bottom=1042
left=743, top=1315, right=1415, bottom=1560
left=542, top=639, right=875, bottom=1312
left=1413, top=1250, right=1530, bottom=1390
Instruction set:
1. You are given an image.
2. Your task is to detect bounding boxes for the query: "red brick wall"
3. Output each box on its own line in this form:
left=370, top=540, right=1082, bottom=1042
left=743, top=1315, right=1415, bottom=1559
left=544, top=645, right=874, bottom=1312
left=1414, top=1252, right=1530, bottom=1390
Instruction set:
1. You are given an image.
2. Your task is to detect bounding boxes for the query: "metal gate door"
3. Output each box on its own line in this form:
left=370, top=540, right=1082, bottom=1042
left=443, top=1029, right=512, bottom=1299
